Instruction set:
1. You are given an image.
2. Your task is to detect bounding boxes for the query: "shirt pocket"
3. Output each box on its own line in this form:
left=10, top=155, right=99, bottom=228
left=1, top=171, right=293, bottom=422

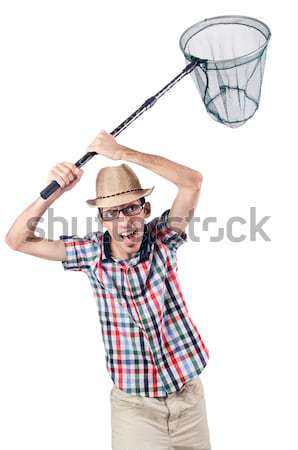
left=92, top=263, right=120, bottom=295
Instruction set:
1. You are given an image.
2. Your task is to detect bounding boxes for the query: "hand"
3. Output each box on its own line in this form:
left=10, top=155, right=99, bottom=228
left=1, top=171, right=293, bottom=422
left=47, top=162, right=84, bottom=193
left=87, top=130, right=123, bottom=160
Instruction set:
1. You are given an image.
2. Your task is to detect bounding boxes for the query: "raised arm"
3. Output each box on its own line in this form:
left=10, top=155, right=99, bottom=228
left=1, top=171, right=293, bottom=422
left=5, top=162, right=84, bottom=261
left=87, top=130, right=202, bottom=234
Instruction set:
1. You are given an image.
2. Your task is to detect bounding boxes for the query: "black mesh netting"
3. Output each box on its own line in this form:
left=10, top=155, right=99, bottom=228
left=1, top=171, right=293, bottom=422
left=179, top=15, right=271, bottom=128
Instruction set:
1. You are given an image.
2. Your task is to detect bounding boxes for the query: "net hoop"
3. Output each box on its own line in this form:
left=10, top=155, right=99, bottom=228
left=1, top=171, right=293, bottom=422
left=179, top=15, right=271, bottom=70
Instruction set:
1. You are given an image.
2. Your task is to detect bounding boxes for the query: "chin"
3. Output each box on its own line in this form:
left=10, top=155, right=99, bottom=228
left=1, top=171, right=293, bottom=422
left=122, top=238, right=141, bottom=248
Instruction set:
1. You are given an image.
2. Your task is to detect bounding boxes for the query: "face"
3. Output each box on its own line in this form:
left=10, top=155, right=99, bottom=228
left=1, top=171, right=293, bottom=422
left=100, top=199, right=151, bottom=253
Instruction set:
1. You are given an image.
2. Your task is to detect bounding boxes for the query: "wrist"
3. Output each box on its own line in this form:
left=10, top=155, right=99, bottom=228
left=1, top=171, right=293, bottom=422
left=117, top=144, right=128, bottom=160
left=117, top=145, right=138, bottom=161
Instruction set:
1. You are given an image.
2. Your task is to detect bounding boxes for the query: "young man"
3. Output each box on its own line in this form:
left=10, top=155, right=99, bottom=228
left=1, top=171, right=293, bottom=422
left=5, top=130, right=211, bottom=450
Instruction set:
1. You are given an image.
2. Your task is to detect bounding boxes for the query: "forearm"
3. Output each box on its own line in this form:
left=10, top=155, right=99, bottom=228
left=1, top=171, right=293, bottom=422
left=5, top=192, right=61, bottom=249
left=118, top=145, right=202, bottom=189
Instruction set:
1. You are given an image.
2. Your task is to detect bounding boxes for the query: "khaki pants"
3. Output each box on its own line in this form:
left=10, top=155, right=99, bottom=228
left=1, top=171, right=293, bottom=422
left=110, top=376, right=212, bottom=450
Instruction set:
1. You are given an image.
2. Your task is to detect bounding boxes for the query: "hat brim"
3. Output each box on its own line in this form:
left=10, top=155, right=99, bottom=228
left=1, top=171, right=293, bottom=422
left=85, top=186, right=155, bottom=208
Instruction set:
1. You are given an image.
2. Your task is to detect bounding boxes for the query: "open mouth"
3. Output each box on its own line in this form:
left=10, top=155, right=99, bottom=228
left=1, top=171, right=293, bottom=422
left=119, top=229, right=138, bottom=241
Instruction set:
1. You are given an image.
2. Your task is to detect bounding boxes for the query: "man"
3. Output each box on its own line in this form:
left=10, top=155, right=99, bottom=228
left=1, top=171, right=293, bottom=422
left=5, top=130, right=211, bottom=450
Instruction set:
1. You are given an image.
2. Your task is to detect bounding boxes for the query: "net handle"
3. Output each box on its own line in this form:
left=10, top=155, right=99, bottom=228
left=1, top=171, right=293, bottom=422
left=40, top=59, right=203, bottom=200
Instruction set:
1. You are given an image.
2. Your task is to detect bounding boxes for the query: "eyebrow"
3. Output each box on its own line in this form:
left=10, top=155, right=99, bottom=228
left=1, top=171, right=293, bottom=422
left=103, top=202, right=139, bottom=212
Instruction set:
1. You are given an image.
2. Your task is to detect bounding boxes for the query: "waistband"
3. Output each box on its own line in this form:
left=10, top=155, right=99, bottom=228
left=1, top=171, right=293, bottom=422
left=159, top=375, right=201, bottom=399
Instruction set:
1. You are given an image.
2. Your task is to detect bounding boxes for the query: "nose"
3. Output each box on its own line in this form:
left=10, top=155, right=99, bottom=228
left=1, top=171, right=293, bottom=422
left=118, top=210, right=129, bottom=222
left=117, top=211, right=140, bottom=231
left=118, top=210, right=130, bottom=227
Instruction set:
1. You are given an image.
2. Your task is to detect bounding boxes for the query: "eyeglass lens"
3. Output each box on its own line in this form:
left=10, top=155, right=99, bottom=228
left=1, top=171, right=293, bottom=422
left=102, top=203, right=143, bottom=220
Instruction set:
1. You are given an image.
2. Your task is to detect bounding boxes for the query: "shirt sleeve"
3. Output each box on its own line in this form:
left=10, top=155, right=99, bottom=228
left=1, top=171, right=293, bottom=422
left=59, top=231, right=101, bottom=272
left=147, top=209, right=188, bottom=251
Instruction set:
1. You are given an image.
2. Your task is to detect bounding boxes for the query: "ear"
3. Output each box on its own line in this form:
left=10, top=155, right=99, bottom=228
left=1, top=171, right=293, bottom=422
left=144, top=201, right=151, bottom=218
left=96, top=209, right=103, bottom=224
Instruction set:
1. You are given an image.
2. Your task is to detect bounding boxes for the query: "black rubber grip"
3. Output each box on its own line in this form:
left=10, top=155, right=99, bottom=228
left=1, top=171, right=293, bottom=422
left=40, top=180, right=61, bottom=199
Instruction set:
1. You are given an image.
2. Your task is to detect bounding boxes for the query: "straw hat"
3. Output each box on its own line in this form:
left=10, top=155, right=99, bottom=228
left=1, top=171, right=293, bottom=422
left=86, top=163, right=155, bottom=208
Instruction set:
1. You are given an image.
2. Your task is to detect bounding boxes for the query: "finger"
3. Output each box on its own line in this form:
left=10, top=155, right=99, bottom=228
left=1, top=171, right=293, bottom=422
left=48, top=170, right=66, bottom=188
left=95, top=130, right=107, bottom=141
left=73, top=168, right=84, bottom=179
left=60, top=162, right=81, bottom=178
left=88, top=139, right=100, bottom=148
left=91, top=132, right=102, bottom=143
left=64, top=168, right=84, bottom=187
left=56, top=163, right=74, bottom=183
left=87, top=143, right=99, bottom=152
left=51, top=167, right=70, bottom=186
left=64, top=166, right=83, bottom=179
left=72, top=170, right=84, bottom=184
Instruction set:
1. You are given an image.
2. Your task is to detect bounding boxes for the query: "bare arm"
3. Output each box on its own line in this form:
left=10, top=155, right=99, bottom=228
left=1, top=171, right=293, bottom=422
left=88, top=130, right=202, bottom=234
left=119, top=146, right=202, bottom=234
left=5, top=162, right=84, bottom=260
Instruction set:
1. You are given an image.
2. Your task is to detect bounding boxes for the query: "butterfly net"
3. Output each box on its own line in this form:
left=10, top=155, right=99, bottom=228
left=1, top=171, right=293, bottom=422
left=179, top=15, right=271, bottom=128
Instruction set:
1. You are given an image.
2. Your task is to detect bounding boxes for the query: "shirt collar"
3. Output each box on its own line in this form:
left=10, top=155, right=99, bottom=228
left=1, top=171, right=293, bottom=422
left=102, top=222, right=152, bottom=265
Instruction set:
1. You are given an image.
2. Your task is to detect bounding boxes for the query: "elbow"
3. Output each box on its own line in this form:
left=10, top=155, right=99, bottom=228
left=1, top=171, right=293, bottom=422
left=192, top=171, right=203, bottom=189
left=5, top=234, right=20, bottom=251
left=178, top=171, right=203, bottom=190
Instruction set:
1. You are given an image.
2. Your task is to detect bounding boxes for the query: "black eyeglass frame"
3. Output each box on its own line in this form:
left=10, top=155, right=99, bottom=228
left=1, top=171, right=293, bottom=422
left=98, top=197, right=146, bottom=221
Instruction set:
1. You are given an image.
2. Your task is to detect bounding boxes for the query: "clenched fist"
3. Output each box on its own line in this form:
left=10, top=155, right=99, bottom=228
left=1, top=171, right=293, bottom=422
left=47, top=162, right=84, bottom=193
left=87, top=130, right=123, bottom=160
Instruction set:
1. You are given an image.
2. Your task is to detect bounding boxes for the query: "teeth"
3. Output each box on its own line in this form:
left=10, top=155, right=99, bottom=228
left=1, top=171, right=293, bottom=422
left=120, top=230, right=136, bottom=238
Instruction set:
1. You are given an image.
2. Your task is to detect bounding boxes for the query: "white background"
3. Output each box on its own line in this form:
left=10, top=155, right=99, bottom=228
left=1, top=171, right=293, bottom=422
left=0, top=1, right=296, bottom=449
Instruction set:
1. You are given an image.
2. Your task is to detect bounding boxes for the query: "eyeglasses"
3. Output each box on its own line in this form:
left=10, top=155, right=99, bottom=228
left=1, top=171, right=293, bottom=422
left=101, top=203, right=145, bottom=221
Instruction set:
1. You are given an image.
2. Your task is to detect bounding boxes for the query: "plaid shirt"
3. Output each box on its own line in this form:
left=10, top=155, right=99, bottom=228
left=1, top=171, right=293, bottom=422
left=59, top=209, right=209, bottom=397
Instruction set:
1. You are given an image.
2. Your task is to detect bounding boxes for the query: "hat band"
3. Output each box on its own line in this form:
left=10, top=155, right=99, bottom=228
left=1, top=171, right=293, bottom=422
left=95, top=188, right=143, bottom=200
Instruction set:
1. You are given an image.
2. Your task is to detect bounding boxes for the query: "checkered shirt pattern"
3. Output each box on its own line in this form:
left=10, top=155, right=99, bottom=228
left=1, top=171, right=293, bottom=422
left=59, top=209, right=209, bottom=397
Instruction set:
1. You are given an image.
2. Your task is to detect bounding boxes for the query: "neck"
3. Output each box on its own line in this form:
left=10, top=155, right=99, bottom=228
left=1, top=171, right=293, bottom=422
left=110, top=238, right=141, bottom=260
